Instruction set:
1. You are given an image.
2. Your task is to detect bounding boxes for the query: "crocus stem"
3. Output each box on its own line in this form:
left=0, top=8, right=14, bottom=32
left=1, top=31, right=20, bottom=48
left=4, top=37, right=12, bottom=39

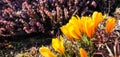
left=89, top=40, right=92, bottom=57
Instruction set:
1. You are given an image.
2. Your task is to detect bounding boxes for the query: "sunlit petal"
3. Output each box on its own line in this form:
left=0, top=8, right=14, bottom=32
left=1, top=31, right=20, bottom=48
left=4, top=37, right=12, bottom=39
left=68, top=25, right=81, bottom=40
left=60, top=24, right=73, bottom=40
left=52, top=37, right=65, bottom=55
left=39, top=46, right=56, bottom=57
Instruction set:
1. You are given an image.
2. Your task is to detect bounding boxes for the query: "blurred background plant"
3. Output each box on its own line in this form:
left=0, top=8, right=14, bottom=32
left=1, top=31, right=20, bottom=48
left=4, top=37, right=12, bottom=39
left=0, top=0, right=119, bottom=37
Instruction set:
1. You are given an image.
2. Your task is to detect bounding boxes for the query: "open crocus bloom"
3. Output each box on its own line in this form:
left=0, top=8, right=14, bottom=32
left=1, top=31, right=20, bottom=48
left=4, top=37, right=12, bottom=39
left=61, top=11, right=105, bottom=39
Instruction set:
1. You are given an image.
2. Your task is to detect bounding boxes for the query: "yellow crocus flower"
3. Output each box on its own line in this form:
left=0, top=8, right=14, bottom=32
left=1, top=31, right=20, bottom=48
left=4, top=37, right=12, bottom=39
left=52, top=36, right=65, bottom=55
left=39, top=46, right=56, bottom=57
left=69, top=16, right=81, bottom=40
left=79, top=48, right=88, bottom=57
left=60, top=16, right=81, bottom=40
left=105, top=17, right=116, bottom=34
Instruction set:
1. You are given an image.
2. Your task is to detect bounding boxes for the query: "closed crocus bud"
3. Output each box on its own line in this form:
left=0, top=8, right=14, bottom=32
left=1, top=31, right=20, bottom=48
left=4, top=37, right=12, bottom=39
left=52, top=36, right=65, bottom=55
left=105, top=17, right=116, bottom=34
left=39, top=46, right=56, bottom=57
left=92, top=11, right=104, bottom=29
left=79, top=48, right=88, bottom=57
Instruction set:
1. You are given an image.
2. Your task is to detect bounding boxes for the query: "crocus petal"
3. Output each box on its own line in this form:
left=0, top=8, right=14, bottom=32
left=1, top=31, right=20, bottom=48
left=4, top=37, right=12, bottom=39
left=59, top=36, right=65, bottom=55
left=60, top=24, right=73, bottom=40
left=39, top=46, right=56, bottom=57
left=76, top=15, right=84, bottom=33
left=68, top=25, right=81, bottom=40
left=79, top=48, right=88, bottom=57
left=80, top=16, right=87, bottom=33
left=84, top=17, right=95, bottom=38
left=69, top=16, right=78, bottom=25
left=92, top=11, right=103, bottom=29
